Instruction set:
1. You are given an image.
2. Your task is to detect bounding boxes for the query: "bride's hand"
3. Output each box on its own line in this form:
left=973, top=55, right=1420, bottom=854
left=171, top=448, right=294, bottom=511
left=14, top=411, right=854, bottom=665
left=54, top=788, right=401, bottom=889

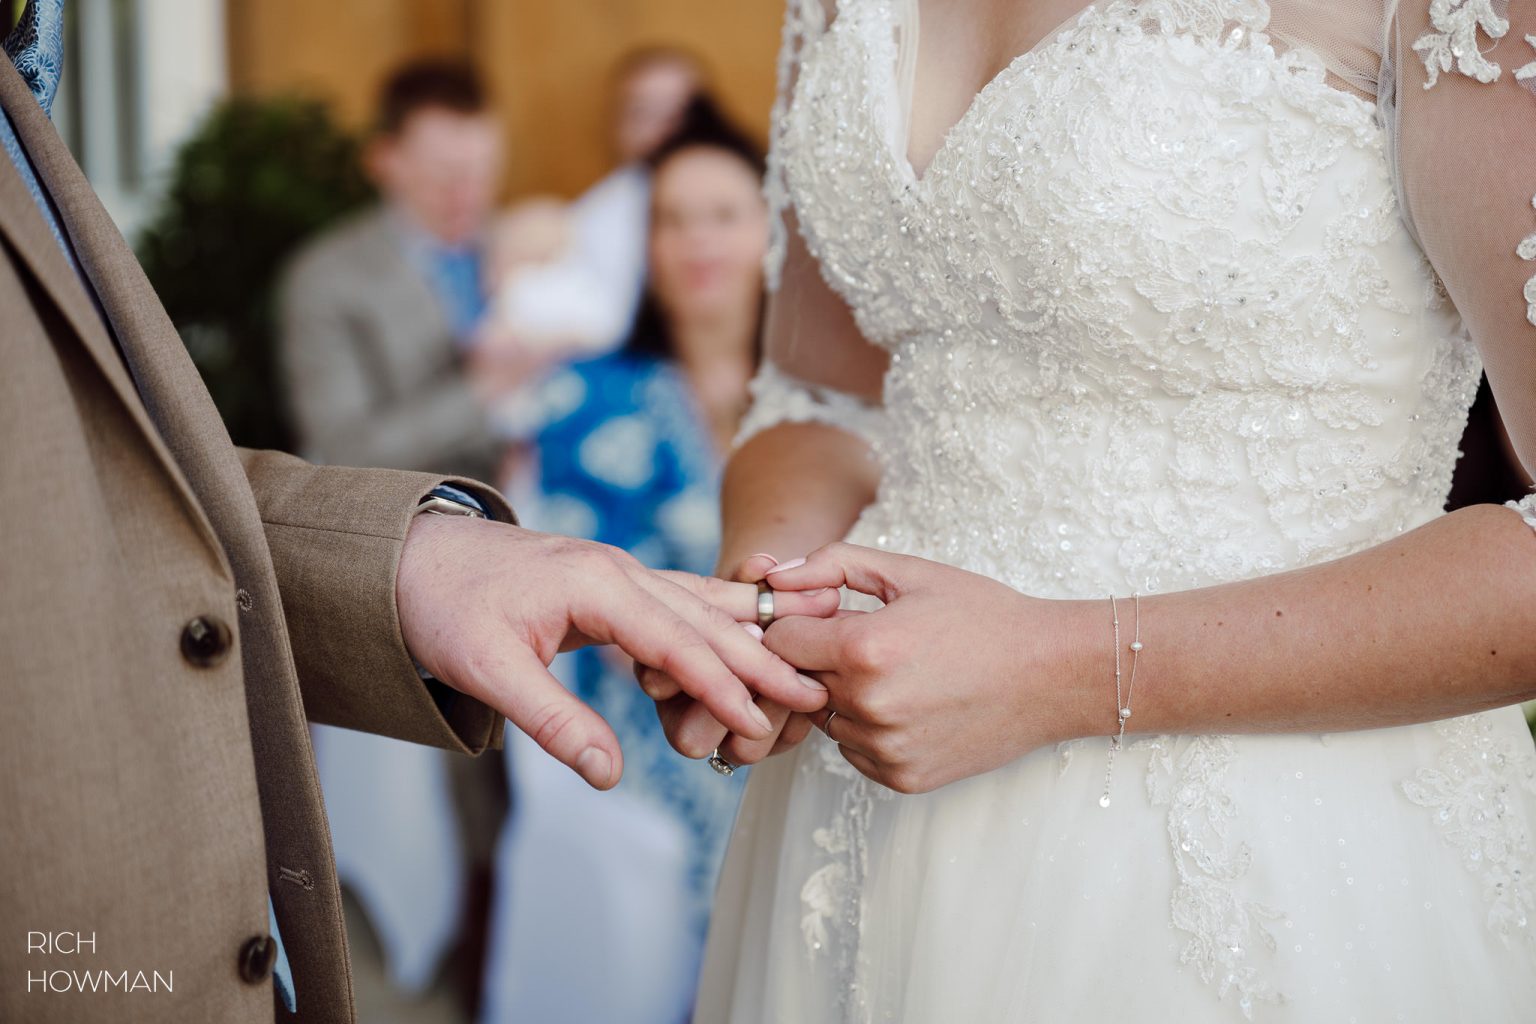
left=762, top=543, right=1098, bottom=794
left=637, top=553, right=835, bottom=760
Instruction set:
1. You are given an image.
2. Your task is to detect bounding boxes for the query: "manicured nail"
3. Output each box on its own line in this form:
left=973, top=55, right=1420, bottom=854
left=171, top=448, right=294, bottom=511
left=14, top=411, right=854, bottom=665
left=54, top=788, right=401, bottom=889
left=742, top=623, right=765, bottom=640
left=750, top=552, right=779, bottom=566
left=746, top=700, right=773, bottom=733
left=766, top=557, right=806, bottom=575
left=576, top=747, right=612, bottom=787
left=798, top=673, right=827, bottom=691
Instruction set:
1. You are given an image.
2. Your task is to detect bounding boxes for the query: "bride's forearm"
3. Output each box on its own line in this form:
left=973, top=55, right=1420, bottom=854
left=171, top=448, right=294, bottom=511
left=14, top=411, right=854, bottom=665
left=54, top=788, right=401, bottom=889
left=717, top=422, right=880, bottom=575
left=1063, top=503, right=1536, bottom=740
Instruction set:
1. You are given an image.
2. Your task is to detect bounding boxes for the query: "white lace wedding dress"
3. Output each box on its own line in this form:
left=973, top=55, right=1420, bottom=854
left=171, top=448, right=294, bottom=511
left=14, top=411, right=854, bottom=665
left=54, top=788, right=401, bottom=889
left=698, top=1, right=1536, bottom=1020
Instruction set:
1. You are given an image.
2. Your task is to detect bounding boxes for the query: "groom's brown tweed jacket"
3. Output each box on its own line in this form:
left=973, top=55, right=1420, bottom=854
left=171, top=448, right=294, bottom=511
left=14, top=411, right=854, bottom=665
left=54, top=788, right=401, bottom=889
left=0, top=59, right=509, bottom=1023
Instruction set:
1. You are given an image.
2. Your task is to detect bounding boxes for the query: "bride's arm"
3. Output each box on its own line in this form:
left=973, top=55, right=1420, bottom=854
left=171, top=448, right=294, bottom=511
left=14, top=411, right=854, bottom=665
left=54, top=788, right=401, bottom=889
left=758, top=501, right=1536, bottom=793
left=716, top=219, right=887, bottom=573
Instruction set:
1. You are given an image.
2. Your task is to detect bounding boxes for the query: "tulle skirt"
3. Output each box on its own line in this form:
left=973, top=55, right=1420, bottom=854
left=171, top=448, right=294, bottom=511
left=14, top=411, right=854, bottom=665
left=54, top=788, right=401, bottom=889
left=698, top=687, right=1536, bottom=1022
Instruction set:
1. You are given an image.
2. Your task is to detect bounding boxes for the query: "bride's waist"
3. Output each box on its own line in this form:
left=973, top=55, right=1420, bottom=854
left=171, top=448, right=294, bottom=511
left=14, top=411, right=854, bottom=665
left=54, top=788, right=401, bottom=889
left=849, top=478, right=1444, bottom=599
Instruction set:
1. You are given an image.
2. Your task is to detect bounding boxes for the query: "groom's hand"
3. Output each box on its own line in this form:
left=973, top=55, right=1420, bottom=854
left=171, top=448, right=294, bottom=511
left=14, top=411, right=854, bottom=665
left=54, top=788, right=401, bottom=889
left=396, top=516, right=841, bottom=789
left=641, top=553, right=826, bottom=764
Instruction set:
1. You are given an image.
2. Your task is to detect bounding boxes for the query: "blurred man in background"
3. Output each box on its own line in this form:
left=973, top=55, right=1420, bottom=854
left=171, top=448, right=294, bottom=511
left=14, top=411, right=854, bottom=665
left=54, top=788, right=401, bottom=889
left=278, top=59, right=503, bottom=482
left=277, top=59, right=510, bottom=1024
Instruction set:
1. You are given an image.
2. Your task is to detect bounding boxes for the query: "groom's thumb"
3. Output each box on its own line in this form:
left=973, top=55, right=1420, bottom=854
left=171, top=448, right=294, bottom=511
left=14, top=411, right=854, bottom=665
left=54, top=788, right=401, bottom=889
left=474, top=644, right=624, bottom=789
left=764, top=542, right=914, bottom=603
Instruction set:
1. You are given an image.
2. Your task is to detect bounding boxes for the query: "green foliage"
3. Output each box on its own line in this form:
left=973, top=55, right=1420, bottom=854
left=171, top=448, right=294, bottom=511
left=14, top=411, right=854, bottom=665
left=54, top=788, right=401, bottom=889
left=137, top=95, right=373, bottom=451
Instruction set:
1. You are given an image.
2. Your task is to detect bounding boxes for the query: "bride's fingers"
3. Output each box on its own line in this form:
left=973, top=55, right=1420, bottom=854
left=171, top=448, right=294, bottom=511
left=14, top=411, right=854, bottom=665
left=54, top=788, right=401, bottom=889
left=812, top=707, right=883, bottom=764
left=762, top=612, right=865, bottom=671
left=731, top=553, right=780, bottom=582
left=656, top=570, right=842, bottom=622
left=765, top=543, right=930, bottom=601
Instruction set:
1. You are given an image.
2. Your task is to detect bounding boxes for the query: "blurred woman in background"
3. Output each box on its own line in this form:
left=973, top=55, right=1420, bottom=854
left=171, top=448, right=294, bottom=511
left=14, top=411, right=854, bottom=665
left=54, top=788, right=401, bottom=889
left=480, top=97, right=768, bottom=1024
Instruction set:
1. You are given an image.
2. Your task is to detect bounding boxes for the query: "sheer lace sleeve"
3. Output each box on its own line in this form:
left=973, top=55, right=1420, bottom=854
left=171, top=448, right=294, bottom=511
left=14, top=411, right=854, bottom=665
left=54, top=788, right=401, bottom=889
left=735, top=358, right=886, bottom=446
left=1384, top=0, right=1536, bottom=483
left=739, top=0, right=889, bottom=450
left=1508, top=492, right=1536, bottom=533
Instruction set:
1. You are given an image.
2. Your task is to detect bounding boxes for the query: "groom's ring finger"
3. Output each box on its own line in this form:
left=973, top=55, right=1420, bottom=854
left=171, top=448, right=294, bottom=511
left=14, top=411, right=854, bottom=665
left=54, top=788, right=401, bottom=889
left=655, top=571, right=841, bottom=623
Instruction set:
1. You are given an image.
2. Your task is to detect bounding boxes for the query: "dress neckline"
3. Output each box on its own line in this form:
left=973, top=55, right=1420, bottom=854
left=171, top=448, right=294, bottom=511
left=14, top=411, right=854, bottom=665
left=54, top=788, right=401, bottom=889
left=891, top=0, right=1107, bottom=184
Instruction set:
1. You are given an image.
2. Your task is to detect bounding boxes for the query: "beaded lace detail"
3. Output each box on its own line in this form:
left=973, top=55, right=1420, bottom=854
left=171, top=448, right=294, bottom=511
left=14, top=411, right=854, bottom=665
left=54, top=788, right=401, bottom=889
left=1411, top=0, right=1511, bottom=86
left=1144, top=735, right=1287, bottom=1018
left=1402, top=714, right=1536, bottom=942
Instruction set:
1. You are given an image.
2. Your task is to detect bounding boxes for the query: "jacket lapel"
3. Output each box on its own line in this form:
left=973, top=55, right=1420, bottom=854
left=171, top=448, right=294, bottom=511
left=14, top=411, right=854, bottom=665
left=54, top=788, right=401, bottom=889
left=0, top=56, right=237, bottom=572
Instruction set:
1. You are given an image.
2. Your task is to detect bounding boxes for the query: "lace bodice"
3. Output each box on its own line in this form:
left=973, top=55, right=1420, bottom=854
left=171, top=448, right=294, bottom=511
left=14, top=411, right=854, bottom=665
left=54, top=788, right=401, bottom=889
left=741, top=0, right=1536, bottom=591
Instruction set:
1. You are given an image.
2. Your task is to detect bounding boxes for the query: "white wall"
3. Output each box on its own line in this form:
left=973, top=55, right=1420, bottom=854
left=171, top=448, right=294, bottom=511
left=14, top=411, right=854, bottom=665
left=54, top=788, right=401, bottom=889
left=52, top=0, right=228, bottom=235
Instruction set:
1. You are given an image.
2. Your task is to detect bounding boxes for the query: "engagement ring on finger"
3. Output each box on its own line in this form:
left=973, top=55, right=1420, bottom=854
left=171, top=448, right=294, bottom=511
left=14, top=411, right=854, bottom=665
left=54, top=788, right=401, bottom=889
left=708, top=749, right=737, bottom=776
left=756, top=581, right=776, bottom=630
left=823, top=710, right=839, bottom=740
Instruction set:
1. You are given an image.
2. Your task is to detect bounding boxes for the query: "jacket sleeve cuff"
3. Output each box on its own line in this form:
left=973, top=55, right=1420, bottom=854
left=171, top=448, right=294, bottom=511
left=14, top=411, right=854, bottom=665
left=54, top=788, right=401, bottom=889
left=240, top=448, right=512, bottom=755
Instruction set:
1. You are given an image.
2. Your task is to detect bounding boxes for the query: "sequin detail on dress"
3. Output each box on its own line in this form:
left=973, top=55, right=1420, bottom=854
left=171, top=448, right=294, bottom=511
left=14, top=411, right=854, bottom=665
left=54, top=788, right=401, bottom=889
left=1402, top=714, right=1536, bottom=942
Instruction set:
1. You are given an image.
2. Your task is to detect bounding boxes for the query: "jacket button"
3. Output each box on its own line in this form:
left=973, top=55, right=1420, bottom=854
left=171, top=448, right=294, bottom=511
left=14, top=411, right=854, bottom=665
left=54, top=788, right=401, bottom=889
left=181, top=615, right=232, bottom=667
left=237, top=934, right=277, bottom=984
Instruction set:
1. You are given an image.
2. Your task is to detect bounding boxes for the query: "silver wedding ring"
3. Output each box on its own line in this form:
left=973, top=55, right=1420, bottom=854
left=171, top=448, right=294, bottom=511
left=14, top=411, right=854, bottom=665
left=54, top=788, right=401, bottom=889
left=823, top=710, right=840, bottom=740
left=708, top=749, right=737, bottom=776
left=756, top=581, right=776, bottom=630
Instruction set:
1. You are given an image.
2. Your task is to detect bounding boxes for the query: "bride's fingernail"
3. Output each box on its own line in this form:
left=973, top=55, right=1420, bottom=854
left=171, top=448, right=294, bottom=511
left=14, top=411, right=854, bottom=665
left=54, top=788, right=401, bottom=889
left=742, top=623, right=765, bottom=640
left=766, top=557, right=806, bottom=575
left=798, top=673, right=827, bottom=691
left=750, top=553, right=779, bottom=565
left=576, top=747, right=612, bottom=787
left=746, top=701, right=773, bottom=733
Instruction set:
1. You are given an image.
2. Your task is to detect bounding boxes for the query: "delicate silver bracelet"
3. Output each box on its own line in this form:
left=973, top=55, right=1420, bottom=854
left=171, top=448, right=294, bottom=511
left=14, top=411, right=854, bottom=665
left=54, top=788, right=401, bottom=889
left=1098, top=592, right=1142, bottom=808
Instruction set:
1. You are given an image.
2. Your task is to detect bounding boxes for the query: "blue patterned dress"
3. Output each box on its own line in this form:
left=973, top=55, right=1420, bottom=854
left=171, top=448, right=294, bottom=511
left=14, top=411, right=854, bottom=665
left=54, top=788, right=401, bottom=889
left=523, top=350, right=745, bottom=935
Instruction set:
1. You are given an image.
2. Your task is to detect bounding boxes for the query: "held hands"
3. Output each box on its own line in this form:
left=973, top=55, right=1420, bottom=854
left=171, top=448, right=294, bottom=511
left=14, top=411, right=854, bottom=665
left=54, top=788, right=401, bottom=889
left=396, top=515, right=840, bottom=790
left=657, top=543, right=1100, bottom=794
